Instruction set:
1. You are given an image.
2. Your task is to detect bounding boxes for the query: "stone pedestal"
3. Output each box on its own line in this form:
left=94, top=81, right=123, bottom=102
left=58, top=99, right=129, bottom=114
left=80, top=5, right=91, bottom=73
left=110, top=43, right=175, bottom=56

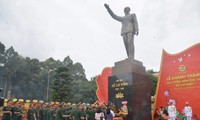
left=108, top=58, right=152, bottom=120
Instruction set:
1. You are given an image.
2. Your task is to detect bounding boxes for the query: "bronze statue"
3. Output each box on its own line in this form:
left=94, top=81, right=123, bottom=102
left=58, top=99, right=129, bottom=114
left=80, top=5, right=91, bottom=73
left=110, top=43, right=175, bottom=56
left=104, top=4, right=139, bottom=59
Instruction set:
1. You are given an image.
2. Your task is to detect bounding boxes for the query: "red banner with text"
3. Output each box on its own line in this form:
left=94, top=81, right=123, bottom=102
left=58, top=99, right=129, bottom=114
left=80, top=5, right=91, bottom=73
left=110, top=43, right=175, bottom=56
left=154, top=43, right=200, bottom=119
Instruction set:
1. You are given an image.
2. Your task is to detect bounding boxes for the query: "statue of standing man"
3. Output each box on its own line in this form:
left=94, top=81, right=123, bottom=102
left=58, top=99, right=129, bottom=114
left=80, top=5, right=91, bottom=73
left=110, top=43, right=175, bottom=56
left=104, top=4, right=139, bottom=59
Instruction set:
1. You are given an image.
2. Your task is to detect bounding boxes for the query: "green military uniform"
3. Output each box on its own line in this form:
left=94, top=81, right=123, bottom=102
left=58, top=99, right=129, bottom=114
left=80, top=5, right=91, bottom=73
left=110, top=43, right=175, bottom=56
left=87, top=109, right=96, bottom=120
left=12, top=106, right=22, bottom=120
left=46, top=109, right=51, bottom=120
left=64, top=110, right=72, bottom=120
left=2, top=106, right=13, bottom=120
left=63, top=106, right=72, bottom=120
left=71, top=108, right=81, bottom=120
left=39, top=107, right=49, bottom=120
left=49, top=108, right=56, bottom=120
left=44, top=108, right=49, bottom=120
left=27, top=108, right=38, bottom=120
left=55, top=107, right=63, bottom=120
left=33, top=108, right=39, bottom=120
left=39, top=108, right=45, bottom=120
left=18, top=109, right=23, bottom=120
left=27, top=108, right=34, bottom=120
left=80, top=110, right=86, bottom=120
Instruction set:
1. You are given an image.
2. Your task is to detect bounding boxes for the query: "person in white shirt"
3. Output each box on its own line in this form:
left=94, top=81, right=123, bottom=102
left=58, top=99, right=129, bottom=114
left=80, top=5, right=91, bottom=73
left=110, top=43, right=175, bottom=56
left=110, top=109, right=115, bottom=117
left=183, top=102, right=192, bottom=120
left=95, top=107, right=105, bottom=120
left=168, top=100, right=177, bottom=120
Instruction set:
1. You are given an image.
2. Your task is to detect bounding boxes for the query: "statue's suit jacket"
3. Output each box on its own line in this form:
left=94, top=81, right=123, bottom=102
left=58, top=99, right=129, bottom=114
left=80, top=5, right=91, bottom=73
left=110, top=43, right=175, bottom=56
left=106, top=8, right=139, bottom=36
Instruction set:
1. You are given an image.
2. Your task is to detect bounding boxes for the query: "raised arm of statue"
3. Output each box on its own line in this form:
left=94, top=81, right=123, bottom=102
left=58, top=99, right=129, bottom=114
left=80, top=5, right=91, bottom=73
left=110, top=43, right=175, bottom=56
left=104, top=4, right=122, bottom=22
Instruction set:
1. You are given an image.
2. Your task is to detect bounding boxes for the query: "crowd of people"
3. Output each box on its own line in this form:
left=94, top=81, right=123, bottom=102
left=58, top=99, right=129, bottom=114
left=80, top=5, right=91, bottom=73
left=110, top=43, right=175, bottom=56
left=0, top=100, right=116, bottom=120
left=156, top=100, right=196, bottom=120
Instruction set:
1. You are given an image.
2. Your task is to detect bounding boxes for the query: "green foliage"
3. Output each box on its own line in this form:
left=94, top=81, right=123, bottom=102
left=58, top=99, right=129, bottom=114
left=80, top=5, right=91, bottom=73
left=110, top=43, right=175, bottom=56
left=0, top=42, right=5, bottom=96
left=0, top=41, right=160, bottom=104
left=0, top=42, right=99, bottom=103
left=62, top=56, right=87, bottom=81
left=70, top=80, right=97, bottom=103
left=0, top=42, right=5, bottom=64
left=12, top=57, right=45, bottom=100
left=3, top=46, right=22, bottom=99
left=51, top=67, right=72, bottom=102
left=147, top=69, right=158, bottom=96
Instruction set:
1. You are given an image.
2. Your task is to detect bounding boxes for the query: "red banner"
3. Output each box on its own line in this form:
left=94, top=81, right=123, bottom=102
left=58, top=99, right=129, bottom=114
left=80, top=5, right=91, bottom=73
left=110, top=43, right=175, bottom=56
left=154, top=43, right=200, bottom=119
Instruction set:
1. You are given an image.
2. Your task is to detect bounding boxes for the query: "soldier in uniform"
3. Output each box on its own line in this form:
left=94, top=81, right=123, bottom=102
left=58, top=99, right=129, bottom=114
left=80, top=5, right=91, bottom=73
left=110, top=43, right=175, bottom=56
left=47, top=103, right=54, bottom=120
left=71, top=104, right=82, bottom=120
left=27, top=103, right=33, bottom=120
left=62, top=105, right=72, bottom=120
left=12, top=101, right=22, bottom=120
left=18, top=102, right=24, bottom=120
left=46, top=105, right=51, bottom=120
left=45, top=104, right=50, bottom=120
left=80, top=104, right=86, bottom=120
left=55, top=102, right=65, bottom=120
left=87, top=105, right=96, bottom=120
left=39, top=102, right=45, bottom=120
left=2, top=100, right=13, bottom=120
left=27, top=103, right=38, bottom=120
left=48, top=103, right=57, bottom=120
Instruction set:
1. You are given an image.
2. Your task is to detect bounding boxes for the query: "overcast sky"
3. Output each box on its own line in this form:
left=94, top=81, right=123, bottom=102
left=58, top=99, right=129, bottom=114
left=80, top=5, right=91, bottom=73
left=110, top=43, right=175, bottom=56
left=0, top=0, right=199, bottom=79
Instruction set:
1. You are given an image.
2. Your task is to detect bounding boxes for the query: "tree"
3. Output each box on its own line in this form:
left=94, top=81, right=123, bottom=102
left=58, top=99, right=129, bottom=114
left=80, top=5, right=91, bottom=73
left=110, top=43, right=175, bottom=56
left=147, top=70, right=158, bottom=96
left=4, top=46, right=21, bottom=99
left=62, top=56, right=87, bottom=81
left=70, top=80, right=97, bottom=103
left=51, top=67, right=72, bottom=102
left=40, top=57, right=62, bottom=100
left=0, top=42, right=98, bottom=101
left=0, top=42, right=5, bottom=96
left=62, top=56, right=73, bottom=67
left=0, top=42, right=5, bottom=64
left=72, top=62, right=87, bottom=81
left=12, top=57, right=45, bottom=100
